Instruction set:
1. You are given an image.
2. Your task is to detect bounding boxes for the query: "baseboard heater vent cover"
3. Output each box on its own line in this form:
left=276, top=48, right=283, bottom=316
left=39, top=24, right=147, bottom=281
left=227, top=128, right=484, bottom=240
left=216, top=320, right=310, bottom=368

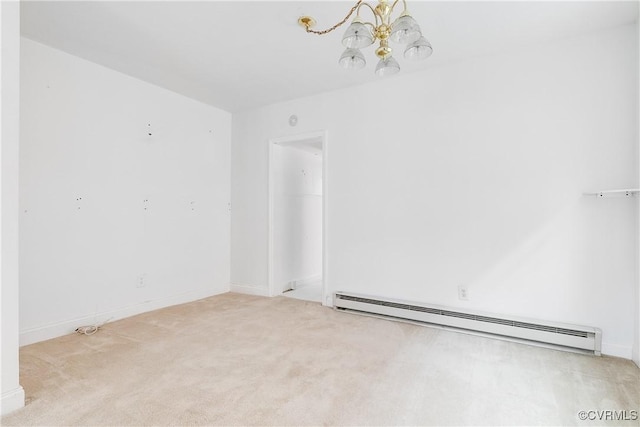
left=334, top=292, right=601, bottom=355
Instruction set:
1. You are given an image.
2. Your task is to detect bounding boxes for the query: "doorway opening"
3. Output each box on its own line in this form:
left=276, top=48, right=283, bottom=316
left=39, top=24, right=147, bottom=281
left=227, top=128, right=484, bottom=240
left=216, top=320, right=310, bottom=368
left=268, top=131, right=326, bottom=304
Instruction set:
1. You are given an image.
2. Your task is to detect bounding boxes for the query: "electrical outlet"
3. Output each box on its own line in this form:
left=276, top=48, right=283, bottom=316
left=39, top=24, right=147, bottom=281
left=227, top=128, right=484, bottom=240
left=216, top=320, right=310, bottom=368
left=137, top=275, right=146, bottom=288
left=458, top=285, right=469, bottom=301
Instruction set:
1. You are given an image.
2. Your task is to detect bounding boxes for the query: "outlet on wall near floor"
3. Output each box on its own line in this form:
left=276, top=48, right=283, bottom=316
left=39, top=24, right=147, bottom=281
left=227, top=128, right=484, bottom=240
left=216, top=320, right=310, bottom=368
left=458, top=285, right=469, bottom=301
left=137, top=275, right=146, bottom=288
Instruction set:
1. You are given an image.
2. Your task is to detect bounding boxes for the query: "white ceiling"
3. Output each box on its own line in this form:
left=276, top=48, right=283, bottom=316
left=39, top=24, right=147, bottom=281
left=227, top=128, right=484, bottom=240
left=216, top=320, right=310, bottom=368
left=21, top=1, right=638, bottom=113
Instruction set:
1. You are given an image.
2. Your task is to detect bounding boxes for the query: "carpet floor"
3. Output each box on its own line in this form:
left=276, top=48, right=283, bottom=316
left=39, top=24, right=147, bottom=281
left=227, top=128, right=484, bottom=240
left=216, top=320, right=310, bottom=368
left=2, top=292, right=639, bottom=426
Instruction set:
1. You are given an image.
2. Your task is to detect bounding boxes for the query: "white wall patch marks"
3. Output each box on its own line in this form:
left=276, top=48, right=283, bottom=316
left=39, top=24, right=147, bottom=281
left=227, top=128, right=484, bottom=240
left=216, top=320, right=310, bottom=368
left=19, top=38, right=232, bottom=343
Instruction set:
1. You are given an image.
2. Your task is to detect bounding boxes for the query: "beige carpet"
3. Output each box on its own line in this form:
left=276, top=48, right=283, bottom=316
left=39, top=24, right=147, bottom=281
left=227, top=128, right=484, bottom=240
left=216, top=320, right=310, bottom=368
left=2, top=292, right=639, bottom=426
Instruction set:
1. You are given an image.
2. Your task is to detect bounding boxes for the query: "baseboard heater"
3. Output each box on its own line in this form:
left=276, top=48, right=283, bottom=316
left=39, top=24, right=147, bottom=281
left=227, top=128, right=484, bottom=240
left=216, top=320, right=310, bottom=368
left=334, top=292, right=602, bottom=355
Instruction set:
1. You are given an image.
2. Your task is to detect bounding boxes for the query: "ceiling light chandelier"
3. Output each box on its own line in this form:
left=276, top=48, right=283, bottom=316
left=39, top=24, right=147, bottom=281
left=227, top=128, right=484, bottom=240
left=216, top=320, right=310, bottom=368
left=298, top=0, right=433, bottom=76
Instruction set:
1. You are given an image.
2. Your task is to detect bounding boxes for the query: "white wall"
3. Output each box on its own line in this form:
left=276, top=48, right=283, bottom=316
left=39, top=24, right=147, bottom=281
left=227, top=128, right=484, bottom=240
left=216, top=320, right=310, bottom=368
left=19, top=38, right=231, bottom=345
left=1, top=0, right=26, bottom=416
left=231, top=24, right=639, bottom=358
left=634, top=20, right=640, bottom=369
left=272, top=144, right=322, bottom=293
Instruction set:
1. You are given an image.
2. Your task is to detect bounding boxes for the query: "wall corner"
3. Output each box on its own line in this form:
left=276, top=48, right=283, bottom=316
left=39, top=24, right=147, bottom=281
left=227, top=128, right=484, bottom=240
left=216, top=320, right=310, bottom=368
left=1, top=0, right=25, bottom=415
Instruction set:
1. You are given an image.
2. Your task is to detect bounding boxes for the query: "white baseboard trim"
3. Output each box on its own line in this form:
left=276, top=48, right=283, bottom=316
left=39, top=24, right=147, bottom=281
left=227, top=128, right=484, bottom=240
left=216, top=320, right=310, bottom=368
left=230, top=283, right=269, bottom=297
left=1, top=386, right=25, bottom=416
left=601, top=342, right=633, bottom=359
left=20, top=287, right=228, bottom=347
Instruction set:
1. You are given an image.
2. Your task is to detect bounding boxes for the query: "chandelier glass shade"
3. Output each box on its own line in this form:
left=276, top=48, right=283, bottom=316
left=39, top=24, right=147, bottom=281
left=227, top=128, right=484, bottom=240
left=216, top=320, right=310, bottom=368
left=342, top=18, right=375, bottom=49
left=339, top=48, right=367, bottom=69
left=298, top=0, right=433, bottom=76
left=404, top=36, right=433, bottom=61
left=389, top=15, right=421, bottom=44
left=375, top=56, right=401, bottom=77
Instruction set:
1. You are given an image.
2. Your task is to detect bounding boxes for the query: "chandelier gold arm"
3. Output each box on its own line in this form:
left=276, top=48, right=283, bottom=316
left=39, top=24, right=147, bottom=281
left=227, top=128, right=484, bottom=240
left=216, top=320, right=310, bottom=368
left=356, top=2, right=381, bottom=26
left=298, top=0, right=410, bottom=36
left=375, top=0, right=408, bottom=25
left=357, top=0, right=406, bottom=31
left=390, top=0, right=409, bottom=15
left=298, top=0, right=364, bottom=35
left=363, top=22, right=377, bottom=32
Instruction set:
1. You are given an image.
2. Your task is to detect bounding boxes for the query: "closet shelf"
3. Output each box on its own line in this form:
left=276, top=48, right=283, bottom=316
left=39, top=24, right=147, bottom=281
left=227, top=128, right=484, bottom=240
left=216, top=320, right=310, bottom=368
left=583, top=189, right=640, bottom=197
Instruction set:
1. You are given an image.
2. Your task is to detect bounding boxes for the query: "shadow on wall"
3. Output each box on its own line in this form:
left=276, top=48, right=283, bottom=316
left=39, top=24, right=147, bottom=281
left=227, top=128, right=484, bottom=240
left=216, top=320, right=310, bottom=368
left=471, top=197, right=635, bottom=331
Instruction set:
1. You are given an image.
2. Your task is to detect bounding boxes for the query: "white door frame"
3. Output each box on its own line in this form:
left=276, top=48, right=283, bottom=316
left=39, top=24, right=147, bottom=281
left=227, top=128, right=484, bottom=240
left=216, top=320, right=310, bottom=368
left=268, top=130, right=329, bottom=306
